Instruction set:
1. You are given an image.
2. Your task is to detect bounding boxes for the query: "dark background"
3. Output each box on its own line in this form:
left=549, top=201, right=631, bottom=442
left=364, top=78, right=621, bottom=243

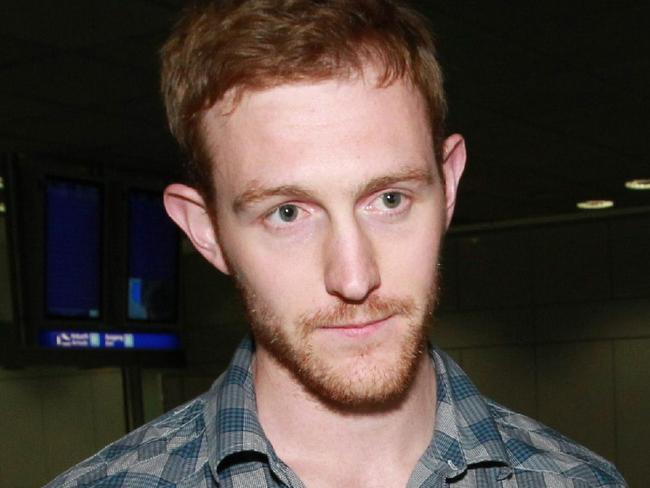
left=1, top=1, right=648, bottom=223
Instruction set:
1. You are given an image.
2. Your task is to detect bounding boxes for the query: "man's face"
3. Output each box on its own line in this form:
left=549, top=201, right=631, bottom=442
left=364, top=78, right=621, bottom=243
left=199, top=72, right=462, bottom=409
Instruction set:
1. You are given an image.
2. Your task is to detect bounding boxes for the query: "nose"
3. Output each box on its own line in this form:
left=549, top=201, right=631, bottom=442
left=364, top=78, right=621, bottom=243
left=323, top=219, right=380, bottom=302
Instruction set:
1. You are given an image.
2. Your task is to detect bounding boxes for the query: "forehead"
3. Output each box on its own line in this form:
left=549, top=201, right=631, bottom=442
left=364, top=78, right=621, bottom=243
left=201, top=74, right=434, bottom=198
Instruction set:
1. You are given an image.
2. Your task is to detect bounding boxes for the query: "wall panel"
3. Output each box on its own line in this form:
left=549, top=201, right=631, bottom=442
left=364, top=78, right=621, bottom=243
left=461, top=345, right=537, bottom=418
left=536, top=341, right=616, bottom=462
left=614, top=339, right=650, bottom=487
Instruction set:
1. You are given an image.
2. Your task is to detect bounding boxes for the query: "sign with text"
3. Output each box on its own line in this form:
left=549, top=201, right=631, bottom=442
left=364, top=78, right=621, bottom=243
left=39, top=330, right=181, bottom=351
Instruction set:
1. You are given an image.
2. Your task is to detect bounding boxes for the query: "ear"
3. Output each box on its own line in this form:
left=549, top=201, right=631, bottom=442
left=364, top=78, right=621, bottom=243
left=441, top=133, right=467, bottom=228
left=163, top=183, right=231, bottom=275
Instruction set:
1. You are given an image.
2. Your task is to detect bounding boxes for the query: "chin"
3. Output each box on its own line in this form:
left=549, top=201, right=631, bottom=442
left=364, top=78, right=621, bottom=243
left=239, top=275, right=436, bottom=410
left=257, top=317, right=429, bottom=411
left=307, top=350, right=425, bottom=410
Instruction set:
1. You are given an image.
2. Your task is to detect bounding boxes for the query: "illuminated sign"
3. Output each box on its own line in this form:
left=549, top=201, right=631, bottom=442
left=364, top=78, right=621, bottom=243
left=39, top=330, right=181, bottom=351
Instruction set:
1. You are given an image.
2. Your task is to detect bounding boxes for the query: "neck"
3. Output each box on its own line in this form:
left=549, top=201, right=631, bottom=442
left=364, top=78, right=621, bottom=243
left=254, top=346, right=437, bottom=487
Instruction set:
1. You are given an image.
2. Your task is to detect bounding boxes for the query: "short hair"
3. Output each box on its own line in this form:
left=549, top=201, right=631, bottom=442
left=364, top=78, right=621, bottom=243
left=161, top=0, right=447, bottom=205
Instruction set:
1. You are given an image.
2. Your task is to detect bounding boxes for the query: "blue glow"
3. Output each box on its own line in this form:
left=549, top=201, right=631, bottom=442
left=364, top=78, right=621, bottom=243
left=127, top=191, right=179, bottom=321
left=38, top=330, right=182, bottom=351
left=130, top=278, right=142, bottom=303
left=45, top=180, right=102, bottom=318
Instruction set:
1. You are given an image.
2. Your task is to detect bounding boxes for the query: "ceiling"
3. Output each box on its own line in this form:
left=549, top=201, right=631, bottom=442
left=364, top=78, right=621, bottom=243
left=1, top=0, right=649, bottom=225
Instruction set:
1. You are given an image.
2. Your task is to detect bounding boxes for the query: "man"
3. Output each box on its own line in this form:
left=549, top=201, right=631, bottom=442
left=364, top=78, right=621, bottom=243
left=48, top=0, right=626, bottom=486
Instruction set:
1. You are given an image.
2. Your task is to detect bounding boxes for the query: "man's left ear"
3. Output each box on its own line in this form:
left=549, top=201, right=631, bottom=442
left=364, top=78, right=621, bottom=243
left=441, top=133, right=467, bottom=228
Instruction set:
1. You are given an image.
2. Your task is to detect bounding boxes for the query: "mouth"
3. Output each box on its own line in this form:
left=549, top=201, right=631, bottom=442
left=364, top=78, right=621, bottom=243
left=319, top=315, right=393, bottom=337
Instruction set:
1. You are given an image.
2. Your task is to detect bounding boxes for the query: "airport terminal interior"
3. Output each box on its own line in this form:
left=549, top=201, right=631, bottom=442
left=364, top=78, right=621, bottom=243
left=0, top=1, right=649, bottom=486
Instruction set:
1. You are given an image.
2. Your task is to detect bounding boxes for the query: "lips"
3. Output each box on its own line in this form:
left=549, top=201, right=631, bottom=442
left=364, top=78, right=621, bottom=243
left=324, top=316, right=391, bottom=329
left=318, top=315, right=393, bottom=337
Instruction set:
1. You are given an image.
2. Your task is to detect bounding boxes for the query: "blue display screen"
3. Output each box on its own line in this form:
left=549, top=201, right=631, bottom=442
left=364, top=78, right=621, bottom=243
left=38, top=329, right=182, bottom=350
left=45, top=179, right=102, bottom=318
left=127, top=190, right=179, bottom=322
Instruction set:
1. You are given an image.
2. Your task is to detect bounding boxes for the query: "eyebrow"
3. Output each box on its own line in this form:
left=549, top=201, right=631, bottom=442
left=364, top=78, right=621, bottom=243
left=233, top=184, right=314, bottom=213
left=232, top=166, right=435, bottom=213
left=359, top=167, right=434, bottom=198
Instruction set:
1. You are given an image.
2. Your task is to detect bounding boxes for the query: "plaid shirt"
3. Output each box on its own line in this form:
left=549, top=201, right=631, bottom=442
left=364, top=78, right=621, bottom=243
left=47, top=336, right=627, bottom=487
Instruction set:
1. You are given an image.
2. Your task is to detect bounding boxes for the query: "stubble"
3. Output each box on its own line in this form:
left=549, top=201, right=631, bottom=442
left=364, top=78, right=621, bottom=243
left=237, top=280, right=436, bottom=411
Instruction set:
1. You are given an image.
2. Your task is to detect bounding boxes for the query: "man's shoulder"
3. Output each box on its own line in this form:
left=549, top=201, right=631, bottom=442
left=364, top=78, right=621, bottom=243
left=486, top=399, right=627, bottom=487
left=45, top=389, right=216, bottom=488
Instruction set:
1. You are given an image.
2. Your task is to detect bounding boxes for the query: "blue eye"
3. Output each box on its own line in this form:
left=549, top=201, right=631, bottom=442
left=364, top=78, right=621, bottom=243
left=381, top=192, right=402, bottom=209
left=277, top=204, right=299, bottom=222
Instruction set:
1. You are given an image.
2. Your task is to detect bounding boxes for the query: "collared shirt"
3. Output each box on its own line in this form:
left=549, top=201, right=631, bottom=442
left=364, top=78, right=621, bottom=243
left=47, top=336, right=627, bottom=487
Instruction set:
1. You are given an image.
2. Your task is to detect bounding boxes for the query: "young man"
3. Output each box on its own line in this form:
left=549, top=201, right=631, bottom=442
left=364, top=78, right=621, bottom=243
left=48, top=1, right=626, bottom=487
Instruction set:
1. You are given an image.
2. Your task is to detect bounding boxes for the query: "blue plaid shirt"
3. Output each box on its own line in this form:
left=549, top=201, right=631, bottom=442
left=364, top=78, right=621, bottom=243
left=47, top=336, right=627, bottom=487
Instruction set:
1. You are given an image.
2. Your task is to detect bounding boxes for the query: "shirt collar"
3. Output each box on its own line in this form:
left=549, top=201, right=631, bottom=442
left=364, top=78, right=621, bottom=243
left=205, top=336, right=275, bottom=476
left=427, top=346, right=513, bottom=480
left=204, top=336, right=513, bottom=480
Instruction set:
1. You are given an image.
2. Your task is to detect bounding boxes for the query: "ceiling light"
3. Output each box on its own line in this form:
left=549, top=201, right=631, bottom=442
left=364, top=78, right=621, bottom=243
left=577, top=200, right=614, bottom=210
left=0, top=202, right=5, bottom=213
left=625, top=179, right=650, bottom=190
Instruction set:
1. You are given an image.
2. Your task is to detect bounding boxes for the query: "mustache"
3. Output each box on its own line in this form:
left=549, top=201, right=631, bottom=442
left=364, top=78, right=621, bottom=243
left=297, top=294, right=417, bottom=330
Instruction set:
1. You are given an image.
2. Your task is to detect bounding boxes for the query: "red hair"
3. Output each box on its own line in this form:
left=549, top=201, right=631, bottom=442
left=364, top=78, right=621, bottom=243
left=161, top=0, right=446, bottom=204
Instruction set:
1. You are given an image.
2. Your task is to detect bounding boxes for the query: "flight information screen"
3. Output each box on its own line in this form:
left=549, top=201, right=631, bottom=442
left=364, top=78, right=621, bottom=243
left=45, top=179, right=102, bottom=319
left=127, top=190, right=179, bottom=322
